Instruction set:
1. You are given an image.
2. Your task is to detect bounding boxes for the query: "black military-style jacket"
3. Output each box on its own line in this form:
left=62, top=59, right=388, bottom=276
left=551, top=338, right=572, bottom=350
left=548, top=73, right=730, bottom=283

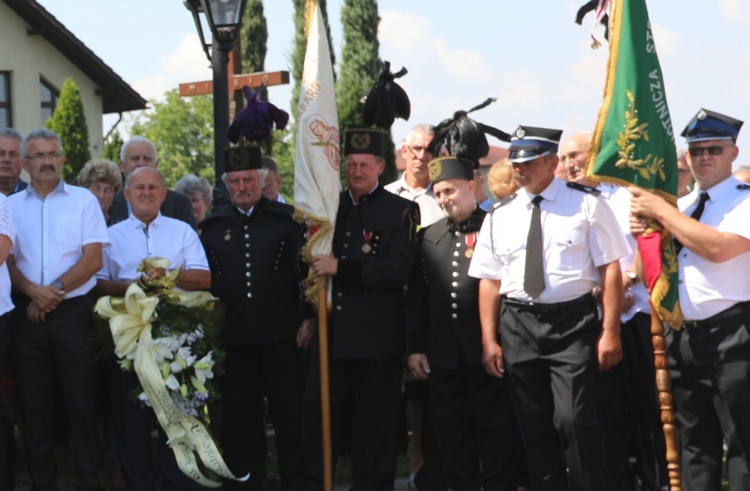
left=406, top=206, right=487, bottom=369
left=200, top=197, right=306, bottom=345
left=329, top=185, right=420, bottom=360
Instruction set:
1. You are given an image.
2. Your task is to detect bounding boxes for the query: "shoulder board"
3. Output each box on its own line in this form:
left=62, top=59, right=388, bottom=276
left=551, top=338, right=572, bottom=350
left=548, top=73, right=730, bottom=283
left=737, top=184, right=750, bottom=190
left=490, top=193, right=517, bottom=211
left=567, top=182, right=601, bottom=196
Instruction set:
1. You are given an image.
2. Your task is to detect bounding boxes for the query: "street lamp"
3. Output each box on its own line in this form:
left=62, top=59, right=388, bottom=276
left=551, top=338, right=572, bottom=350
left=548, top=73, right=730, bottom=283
left=184, top=0, right=247, bottom=189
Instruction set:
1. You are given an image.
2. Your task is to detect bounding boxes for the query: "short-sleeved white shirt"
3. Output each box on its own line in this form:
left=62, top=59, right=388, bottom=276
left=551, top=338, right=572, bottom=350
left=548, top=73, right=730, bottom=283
left=99, top=213, right=209, bottom=283
left=0, top=194, right=16, bottom=316
left=677, top=176, right=750, bottom=321
left=469, top=178, right=629, bottom=303
left=598, top=185, right=649, bottom=321
left=385, top=176, right=445, bottom=227
left=9, top=181, right=109, bottom=298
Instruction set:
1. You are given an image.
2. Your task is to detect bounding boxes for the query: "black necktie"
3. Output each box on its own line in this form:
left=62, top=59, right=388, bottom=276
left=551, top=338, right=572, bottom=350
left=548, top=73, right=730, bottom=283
left=524, top=195, right=545, bottom=298
left=674, top=191, right=709, bottom=254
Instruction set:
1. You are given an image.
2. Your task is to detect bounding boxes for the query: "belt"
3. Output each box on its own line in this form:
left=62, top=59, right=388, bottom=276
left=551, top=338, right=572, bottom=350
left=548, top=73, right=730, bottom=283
left=502, top=294, right=594, bottom=314
left=682, top=302, right=749, bottom=331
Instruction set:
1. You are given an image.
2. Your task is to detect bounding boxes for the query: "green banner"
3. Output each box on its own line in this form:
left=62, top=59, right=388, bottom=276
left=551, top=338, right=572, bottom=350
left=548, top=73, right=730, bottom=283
left=586, top=0, right=682, bottom=329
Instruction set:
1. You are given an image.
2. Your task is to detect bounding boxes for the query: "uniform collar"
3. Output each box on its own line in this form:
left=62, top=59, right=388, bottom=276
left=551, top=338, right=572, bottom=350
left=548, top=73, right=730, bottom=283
left=349, top=183, right=383, bottom=205
left=521, top=176, right=562, bottom=205
left=447, top=205, right=486, bottom=234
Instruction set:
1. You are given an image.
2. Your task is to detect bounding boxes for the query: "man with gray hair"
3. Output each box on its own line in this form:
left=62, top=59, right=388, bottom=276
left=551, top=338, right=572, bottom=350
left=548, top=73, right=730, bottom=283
left=8, top=128, right=108, bottom=490
left=0, top=128, right=28, bottom=195
left=108, top=135, right=196, bottom=228
left=385, top=124, right=444, bottom=227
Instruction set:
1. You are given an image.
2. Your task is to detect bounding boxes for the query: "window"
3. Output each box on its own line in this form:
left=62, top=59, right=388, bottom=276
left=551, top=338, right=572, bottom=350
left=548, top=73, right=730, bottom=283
left=40, top=79, right=58, bottom=125
left=0, top=72, right=10, bottom=128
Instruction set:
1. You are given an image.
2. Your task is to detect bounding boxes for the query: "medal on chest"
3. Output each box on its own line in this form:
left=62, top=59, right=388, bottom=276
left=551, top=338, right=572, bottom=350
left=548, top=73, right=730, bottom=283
left=224, top=229, right=231, bottom=241
left=362, top=230, right=373, bottom=254
left=464, top=232, right=477, bottom=258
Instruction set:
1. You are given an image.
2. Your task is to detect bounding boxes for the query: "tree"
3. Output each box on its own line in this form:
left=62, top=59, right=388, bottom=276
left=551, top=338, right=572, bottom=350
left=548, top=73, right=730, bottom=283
left=44, top=78, right=91, bottom=181
left=102, top=131, right=124, bottom=163
left=336, top=0, right=397, bottom=183
left=127, top=91, right=214, bottom=188
left=241, top=0, right=267, bottom=76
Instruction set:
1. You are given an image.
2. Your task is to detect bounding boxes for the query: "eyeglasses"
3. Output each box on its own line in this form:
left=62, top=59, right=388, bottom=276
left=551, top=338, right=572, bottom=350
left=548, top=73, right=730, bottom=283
left=27, top=152, right=63, bottom=163
left=406, top=145, right=430, bottom=157
left=687, top=145, right=733, bottom=157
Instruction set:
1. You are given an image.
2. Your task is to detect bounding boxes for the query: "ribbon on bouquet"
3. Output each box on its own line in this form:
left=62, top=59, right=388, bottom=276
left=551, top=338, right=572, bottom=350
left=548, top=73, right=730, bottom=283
left=95, top=283, right=248, bottom=487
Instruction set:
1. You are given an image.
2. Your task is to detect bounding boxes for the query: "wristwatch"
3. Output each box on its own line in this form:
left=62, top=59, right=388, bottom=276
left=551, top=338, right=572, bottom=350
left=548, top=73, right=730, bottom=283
left=625, top=271, right=638, bottom=285
left=52, top=280, right=64, bottom=291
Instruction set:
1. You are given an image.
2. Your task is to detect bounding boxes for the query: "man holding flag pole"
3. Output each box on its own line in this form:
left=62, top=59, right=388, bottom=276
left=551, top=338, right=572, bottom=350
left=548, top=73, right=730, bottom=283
left=584, top=0, right=750, bottom=489
left=292, top=2, right=340, bottom=490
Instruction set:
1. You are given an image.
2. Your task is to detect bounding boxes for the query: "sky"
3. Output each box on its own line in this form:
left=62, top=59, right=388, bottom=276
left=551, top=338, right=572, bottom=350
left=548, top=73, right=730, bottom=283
left=37, top=0, right=750, bottom=164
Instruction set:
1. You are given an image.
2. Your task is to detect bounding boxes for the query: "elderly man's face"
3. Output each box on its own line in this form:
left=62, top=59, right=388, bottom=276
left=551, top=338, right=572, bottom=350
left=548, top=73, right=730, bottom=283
left=124, top=168, right=167, bottom=222
left=121, top=141, right=157, bottom=175
left=0, top=137, right=23, bottom=184
left=345, top=153, right=384, bottom=197
left=401, top=132, right=433, bottom=186
left=226, top=169, right=263, bottom=212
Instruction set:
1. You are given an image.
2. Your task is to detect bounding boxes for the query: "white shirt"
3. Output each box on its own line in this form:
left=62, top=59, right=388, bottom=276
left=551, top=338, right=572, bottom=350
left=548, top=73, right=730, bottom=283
left=100, top=213, right=209, bottom=283
left=469, top=178, right=629, bottom=303
left=385, top=176, right=444, bottom=227
left=598, top=185, right=648, bottom=322
left=9, top=181, right=108, bottom=298
left=676, top=176, right=750, bottom=321
left=0, top=194, right=15, bottom=316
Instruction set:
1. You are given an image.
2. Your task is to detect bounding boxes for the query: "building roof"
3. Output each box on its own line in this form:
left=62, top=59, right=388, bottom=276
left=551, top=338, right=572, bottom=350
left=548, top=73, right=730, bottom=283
left=395, top=145, right=510, bottom=171
left=4, top=0, right=147, bottom=114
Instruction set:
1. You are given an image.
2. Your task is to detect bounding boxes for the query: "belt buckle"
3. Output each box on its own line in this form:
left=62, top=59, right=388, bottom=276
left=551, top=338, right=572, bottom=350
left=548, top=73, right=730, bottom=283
left=682, top=320, right=701, bottom=331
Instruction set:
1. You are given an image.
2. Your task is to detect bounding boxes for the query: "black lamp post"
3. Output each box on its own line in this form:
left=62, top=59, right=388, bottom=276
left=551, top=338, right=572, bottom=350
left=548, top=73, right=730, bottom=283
left=184, top=0, right=247, bottom=185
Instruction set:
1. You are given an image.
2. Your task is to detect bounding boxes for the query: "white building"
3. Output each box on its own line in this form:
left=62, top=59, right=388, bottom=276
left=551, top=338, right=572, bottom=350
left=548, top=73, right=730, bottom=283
left=0, top=0, right=145, bottom=156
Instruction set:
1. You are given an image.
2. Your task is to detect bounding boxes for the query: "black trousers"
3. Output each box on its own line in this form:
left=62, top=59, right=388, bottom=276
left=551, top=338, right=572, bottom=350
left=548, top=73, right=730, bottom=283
left=0, top=312, right=8, bottom=487
left=428, top=363, right=523, bottom=491
left=11, top=295, right=103, bottom=490
left=620, top=312, right=667, bottom=490
left=668, top=308, right=750, bottom=491
left=500, top=297, right=606, bottom=491
left=108, top=360, right=196, bottom=491
left=220, top=340, right=305, bottom=491
left=303, top=357, right=402, bottom=491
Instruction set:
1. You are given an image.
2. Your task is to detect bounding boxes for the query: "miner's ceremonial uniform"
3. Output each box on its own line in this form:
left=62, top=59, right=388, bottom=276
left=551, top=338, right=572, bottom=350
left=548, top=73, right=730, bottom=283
left=469, top=126, right=629, bottom=491
left=303, top=128, right=420, bottom=491
left=201, top=146, right=308, bottom=491
left=407, top=157, right=523, bottom=490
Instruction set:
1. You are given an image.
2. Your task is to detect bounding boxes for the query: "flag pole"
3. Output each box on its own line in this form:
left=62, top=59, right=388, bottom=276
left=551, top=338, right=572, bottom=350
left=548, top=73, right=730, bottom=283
left=317, top=280, right=333, bottom=491
left=649, top=305, right=682, bottom=490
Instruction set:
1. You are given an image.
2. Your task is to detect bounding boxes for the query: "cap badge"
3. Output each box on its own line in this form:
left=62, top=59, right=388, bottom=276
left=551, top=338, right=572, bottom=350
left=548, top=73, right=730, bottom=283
left=428, top=160, right=442, bottom=181
left=351, top=132, right=371, bottom=150
left=515, top=128, right=526, bottom=139
left=697, top=109, right=707, bottom=121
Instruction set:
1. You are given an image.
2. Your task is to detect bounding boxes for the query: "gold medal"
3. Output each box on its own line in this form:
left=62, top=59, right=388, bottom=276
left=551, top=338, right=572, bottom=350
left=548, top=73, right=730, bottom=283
left=465, top=248, right=474, bottom=258
left=362, top=243, right=372, bottom=254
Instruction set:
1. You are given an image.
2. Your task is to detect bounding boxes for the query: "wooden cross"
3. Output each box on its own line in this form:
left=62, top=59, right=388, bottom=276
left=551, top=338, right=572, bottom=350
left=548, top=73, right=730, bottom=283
left=178, top=48, right=289, bottom=118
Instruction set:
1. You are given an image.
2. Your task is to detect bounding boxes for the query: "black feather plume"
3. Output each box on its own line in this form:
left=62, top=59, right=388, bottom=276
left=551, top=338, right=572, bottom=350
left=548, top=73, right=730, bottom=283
left=362, top=61, right=411, bottom=130
left=428, top=98, right=509, bottom=167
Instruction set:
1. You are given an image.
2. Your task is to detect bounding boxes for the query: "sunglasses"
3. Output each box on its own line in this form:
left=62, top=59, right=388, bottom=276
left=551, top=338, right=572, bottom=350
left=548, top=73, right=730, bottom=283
left=687, top=145, right=733, bottom=157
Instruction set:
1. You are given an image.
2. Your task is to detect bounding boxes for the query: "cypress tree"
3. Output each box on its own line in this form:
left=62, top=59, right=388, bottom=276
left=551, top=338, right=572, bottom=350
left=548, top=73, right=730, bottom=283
left=241, top=0, right=267, bottom=76
left=44, top=78, right=91, bottom=181
left=102, top=131, right=124, bottom=163
left=337, top=0, right=397, bottom=183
